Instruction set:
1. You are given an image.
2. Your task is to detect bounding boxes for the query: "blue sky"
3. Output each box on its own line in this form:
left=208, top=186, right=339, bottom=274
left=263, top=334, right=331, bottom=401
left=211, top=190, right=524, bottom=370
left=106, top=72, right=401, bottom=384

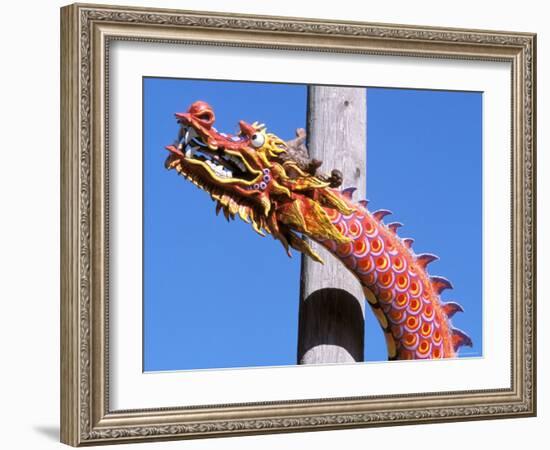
left=143, top=78, right=482, bottom=371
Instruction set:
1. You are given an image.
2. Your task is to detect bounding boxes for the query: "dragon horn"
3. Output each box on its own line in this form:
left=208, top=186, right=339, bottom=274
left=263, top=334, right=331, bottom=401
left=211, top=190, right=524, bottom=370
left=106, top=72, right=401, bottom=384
left=451, top=328, right=473, bottom=351
left=416, top=253, right=439, bottom=269
left=341, top=187, right=357, bottom=199
left=387, top=222, right=403, bottom=233
left=430, top=276, right=453, bottom=294
left=402, top=238, right=414, bottom=249
left=442, top=301, right=465, bottom=318
left=373, top=209, right=392, bottom=222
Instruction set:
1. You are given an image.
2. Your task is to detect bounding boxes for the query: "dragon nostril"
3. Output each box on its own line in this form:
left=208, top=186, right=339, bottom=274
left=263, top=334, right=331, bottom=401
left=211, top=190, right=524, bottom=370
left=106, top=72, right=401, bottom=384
left=187, top=101, right=216, bottom=127
left=197, top=112, right=213, bottom=122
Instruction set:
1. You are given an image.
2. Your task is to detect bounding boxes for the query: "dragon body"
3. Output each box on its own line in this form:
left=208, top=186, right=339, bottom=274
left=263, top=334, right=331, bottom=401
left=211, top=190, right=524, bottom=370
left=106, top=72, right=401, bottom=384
left=165, top=101, right=472, bottom=360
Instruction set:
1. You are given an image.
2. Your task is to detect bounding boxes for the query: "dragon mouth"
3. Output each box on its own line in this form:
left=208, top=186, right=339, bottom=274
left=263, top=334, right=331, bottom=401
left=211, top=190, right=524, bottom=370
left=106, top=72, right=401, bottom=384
left=166, top=123, right=260, bottom=188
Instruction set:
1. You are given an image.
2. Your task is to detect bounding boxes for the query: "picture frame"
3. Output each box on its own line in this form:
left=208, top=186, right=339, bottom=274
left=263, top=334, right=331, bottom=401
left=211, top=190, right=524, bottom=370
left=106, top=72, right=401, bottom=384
left=60, top=2, right=536, bottom=446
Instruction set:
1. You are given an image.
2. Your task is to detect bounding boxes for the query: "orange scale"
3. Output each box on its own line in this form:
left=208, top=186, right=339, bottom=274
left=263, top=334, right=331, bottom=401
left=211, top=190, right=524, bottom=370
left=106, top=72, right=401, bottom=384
left=370, top=237, right=383, bottom=254
left=378, top=289, right=394, bottom=304
left=375, top=254, right=390, bottom=271
left=422, top=304, right=435, bottom=320
left=395, top=292, right=409, bottom=308
left=342, top=255, right=357, bottom=271
left=408, top=265, right=417, bottom=276
left=364, top=220, right=376, bottom=236
left=384, top=237, right=396, bottom=253
left=409, top=298, right=422, bottom=313
left=405, top=315, right=420, bottom=332
left=409, top=280, right=421, bottom=297
left=358, top=256, right=374, bottom=273
left=433, top=347, right=442, bottom=359
left=334, top=222, right=347, bottom=236
left=420, top=322, right=433, bottom=337
left=433, top=329, right=443, bottom=344
left=348, top=220, right=361, bottom=238
left=353, top=239, right=368, bottom=257
left=362, top=272, right=377, bottom=286
left=391, top=324, right=404, bottom=339
left=389, top=309, right=405, bottom=324
left=416, top=340, right=432, bottom=356
left=403, top=332, right=418, bottom=348
left=392, top=255, right=406, bottom=273
left=396, top=274, right=410, bottom=290
left=336, top=242, right=353, bottom=257
left=379, top=272, right=394, bottom=288
left=421, top=295, right=433, bottom=306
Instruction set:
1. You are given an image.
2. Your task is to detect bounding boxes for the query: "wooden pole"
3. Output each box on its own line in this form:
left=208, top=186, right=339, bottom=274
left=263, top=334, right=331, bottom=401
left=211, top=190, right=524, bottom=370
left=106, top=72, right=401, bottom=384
left=297, top=86, right=367, bottom=364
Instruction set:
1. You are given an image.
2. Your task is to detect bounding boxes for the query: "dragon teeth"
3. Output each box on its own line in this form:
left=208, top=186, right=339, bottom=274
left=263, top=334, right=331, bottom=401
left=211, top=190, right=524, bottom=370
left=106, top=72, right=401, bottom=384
left=206, top=160, right=233, bottom=178
left=178, top=130, right=237, bottom=179
left=184, top=144, right=201, bottom=158
left=225, top=155, right=246, bottom=172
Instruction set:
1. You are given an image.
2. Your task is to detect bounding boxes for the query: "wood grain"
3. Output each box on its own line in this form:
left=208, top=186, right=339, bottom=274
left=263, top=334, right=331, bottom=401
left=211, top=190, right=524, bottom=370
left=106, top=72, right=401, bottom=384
left=298, top=86, right=367, bottom=364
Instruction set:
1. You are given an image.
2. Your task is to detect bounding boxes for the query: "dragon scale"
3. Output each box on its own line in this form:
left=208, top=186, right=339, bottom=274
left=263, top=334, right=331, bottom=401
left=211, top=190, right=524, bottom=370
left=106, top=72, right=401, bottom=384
left=165, top=100, right=472, bottom=360
left=314, top=192, right=468, bottom=359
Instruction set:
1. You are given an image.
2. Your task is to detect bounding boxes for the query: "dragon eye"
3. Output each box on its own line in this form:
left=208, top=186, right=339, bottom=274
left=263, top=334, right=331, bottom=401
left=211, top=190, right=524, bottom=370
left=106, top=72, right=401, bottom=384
left=250, top=133, right=265, bottom=148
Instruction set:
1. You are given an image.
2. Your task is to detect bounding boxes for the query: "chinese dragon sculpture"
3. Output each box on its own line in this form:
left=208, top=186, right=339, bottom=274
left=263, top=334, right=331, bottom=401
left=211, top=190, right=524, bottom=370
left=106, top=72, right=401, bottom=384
left=164, top=100, right=472, bottom=360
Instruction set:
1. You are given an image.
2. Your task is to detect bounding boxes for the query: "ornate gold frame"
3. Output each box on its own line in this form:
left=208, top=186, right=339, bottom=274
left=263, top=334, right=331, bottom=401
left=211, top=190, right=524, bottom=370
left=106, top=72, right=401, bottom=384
left=60, top=3, right=536, bottom=446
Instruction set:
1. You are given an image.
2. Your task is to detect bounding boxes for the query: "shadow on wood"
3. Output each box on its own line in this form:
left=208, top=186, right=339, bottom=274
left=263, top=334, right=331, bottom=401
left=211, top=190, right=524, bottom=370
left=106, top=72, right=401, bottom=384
left=297, top=288, right=365, bottom=364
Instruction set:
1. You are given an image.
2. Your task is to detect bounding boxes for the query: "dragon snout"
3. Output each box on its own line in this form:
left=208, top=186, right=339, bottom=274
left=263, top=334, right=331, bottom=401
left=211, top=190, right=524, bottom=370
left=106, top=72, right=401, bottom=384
left=176, top=100, right=215, bottom=129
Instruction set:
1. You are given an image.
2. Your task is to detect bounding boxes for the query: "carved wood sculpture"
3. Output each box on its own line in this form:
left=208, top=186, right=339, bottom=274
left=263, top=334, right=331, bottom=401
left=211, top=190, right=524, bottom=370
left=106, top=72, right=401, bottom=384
left=164, top=101, right=472, bottom=360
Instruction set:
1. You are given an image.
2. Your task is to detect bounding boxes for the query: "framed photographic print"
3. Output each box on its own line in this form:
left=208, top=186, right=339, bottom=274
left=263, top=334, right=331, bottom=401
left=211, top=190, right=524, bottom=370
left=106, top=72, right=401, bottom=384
left=60, top=3, right=536, bottom=446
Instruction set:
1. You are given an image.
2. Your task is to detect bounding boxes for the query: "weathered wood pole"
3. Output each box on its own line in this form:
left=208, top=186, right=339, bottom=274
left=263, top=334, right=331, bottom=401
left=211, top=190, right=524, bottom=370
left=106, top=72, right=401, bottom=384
left=297, top=86, right=367, bottom=364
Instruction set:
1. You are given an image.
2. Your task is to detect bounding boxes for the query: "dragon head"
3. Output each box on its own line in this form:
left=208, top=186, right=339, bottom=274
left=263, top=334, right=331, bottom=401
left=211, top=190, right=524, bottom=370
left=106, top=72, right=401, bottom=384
left=165, top=100, right=354, bottom=263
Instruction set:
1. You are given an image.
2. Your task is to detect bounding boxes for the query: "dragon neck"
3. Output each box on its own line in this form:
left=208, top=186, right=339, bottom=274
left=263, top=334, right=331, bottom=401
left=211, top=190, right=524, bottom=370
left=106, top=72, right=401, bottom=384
left=298, top=188, right=471, bottom=360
